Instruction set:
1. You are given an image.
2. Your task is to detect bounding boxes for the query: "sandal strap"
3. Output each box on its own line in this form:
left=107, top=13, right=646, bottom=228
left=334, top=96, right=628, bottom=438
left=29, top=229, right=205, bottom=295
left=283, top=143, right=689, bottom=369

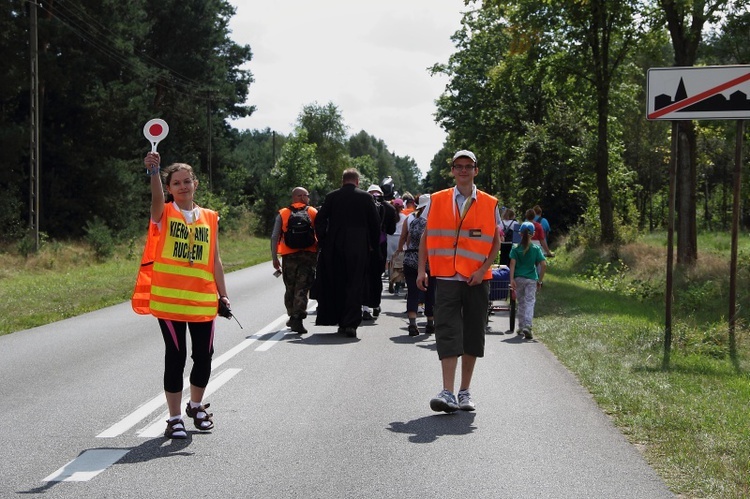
left=185, top=402, right=211, bottom=418
left=185, top=402, right=214, bottom=430
left=165, top=419, right=187, bottom=438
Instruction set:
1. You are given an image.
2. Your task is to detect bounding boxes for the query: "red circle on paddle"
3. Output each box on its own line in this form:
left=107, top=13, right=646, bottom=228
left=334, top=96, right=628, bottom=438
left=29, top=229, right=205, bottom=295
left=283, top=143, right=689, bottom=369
left=149, top=123, right=163, bottom=136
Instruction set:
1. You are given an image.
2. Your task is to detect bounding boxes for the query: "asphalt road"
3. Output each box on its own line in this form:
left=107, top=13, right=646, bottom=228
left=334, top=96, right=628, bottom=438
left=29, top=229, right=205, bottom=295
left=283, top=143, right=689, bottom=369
left=0, top=263, right=674, bottom=498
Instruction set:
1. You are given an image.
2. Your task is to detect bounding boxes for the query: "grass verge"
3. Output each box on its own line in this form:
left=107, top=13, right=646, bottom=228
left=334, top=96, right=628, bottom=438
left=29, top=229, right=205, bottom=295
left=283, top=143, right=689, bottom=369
left=536, top=239, right=750, bottom=498
left=0, top=228, right=268, bottom=336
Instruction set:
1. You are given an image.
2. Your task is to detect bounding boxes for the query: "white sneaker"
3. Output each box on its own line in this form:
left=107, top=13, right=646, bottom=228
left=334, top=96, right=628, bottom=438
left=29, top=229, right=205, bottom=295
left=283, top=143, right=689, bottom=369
left=429, top=389, right=459, bottom=413
left=458, top=389, right=476, bottom=411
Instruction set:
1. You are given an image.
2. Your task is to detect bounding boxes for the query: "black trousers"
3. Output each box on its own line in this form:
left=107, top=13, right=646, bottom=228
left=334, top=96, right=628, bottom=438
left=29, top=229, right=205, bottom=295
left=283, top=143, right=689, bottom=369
left=158, top=319, right=214, bottom=393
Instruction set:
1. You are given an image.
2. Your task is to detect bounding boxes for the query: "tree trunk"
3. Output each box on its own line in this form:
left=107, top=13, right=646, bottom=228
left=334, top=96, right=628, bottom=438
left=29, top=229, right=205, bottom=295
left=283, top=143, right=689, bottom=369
left=597, top=96, right=615, bottom=244
left=675, top=121, right=698, bottom=265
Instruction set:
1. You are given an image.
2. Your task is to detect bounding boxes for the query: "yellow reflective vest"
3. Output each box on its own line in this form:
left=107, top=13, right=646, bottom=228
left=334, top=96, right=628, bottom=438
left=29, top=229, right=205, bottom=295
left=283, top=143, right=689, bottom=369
left=132, top=202, right=219, bottom=322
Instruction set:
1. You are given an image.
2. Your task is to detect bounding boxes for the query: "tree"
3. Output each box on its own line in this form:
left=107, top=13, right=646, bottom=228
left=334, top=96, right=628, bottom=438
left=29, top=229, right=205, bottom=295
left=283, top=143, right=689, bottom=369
left=492, top=0, right=643, bottom=243
left=423, top=145, right=455, bottom=194
left=226, top=128, right=285, bottom=207
left=347, top=130, right=421, bottom=196
left=431, top=4, right=516, bottom=197
left=5, top=0, right=253, bottom=240
left=297, top=102, right=348, bottom=188
left=253, top=128, right=324, bottom=235
left=0, top=1, right=30, bottom=240
left=433, top=1, right=643, bottom=240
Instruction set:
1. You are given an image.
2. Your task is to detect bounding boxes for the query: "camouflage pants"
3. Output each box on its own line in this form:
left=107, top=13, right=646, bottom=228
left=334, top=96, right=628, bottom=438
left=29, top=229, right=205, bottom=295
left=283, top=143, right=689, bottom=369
left=282, top=250, right=317, bottom=319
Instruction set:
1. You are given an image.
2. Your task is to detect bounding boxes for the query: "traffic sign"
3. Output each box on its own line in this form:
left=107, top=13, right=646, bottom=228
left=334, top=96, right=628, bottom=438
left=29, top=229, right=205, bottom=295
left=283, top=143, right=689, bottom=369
left=143, top=119, right=169, bottom=152
left=647, top=65, right=750, bottom=120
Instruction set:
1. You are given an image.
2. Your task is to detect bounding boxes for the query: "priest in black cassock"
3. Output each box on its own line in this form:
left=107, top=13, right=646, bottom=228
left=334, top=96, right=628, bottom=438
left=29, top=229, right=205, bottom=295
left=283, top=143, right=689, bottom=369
left=312, top=168, right=381, bottom=338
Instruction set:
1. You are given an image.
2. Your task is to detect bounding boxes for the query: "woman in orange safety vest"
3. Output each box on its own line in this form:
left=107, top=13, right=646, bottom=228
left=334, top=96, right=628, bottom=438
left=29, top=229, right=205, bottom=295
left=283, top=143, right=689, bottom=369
left=133, top=151, right=230, bottom=439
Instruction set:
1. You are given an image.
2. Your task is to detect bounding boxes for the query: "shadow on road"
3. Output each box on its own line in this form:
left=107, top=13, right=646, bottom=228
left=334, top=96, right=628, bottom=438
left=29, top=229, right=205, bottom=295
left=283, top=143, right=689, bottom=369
left=387, top=412, right=476, bottom=443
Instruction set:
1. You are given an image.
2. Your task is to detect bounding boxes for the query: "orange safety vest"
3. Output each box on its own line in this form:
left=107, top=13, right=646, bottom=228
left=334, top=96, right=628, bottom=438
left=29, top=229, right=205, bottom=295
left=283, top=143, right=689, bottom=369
left=425, top=188, right=497, bottom=280
left=132, top=203, right=219, bottom=322
left=277, top=202, right=318, bottom=256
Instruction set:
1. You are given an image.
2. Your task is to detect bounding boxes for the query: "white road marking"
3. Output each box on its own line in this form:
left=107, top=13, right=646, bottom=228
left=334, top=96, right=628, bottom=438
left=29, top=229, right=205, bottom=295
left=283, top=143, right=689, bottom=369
left=98, top=311, right=295, bottom=438
left=46, top=304, right=318, bottom=483
left=137, top=368, right=242, bottom=438
left=252, top=302, right=316, bottom=352
left=214, top=313, right=287, bottom=365
left=255, top=330, right=293, bottom=351
left=97, top=391, right=174, bottom=438
left=43, top=449, right=130, bottom=482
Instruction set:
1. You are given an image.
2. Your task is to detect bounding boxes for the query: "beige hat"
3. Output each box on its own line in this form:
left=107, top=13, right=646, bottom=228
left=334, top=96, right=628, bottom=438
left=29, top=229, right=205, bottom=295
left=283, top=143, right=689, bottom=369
left=452, top=149, right=477, bottom=164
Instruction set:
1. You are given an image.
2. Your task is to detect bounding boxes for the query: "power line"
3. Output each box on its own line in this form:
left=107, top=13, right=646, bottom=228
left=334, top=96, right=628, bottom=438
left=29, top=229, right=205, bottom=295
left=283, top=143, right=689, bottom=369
left=54, top=0, right=206, bottom=89
left=34, top=0, right=214, bottom=101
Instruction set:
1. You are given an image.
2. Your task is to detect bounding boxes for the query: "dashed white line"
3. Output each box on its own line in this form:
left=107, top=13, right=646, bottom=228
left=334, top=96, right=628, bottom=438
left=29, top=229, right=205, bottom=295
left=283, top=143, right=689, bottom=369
left=137, top=368, right=242, bottom=438
left=98, top=311, right=297, bottom=438
left=44, top=449, right=130, bottom=482
left=46, top=305, right=317, bottom=483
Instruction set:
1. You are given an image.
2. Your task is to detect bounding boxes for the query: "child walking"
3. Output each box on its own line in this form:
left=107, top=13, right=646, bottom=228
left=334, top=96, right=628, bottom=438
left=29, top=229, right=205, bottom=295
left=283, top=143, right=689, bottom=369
left=509, top=221, right=547, bottom=339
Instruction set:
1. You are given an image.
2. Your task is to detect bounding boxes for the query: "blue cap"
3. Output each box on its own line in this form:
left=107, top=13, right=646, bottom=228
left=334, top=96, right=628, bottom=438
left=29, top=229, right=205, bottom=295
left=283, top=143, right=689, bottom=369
left=520, top=221, right=535, bottom=235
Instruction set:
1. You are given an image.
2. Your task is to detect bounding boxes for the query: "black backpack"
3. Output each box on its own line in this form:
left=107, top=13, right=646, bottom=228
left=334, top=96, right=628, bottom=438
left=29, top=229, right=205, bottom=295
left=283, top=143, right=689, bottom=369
left=284, top=206, right=315, bottom=249
left=501, top=220, right=514, bottom=244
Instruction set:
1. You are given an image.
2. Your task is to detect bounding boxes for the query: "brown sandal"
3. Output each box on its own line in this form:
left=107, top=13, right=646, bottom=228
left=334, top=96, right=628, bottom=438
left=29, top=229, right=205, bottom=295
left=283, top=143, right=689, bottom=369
left=164, top=418, right=187, bottom=439
left=185, top=402, right=214, bottom=431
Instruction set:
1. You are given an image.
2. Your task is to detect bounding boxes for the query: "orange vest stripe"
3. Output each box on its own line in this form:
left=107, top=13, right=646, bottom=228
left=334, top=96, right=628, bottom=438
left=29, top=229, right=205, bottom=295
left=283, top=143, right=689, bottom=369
left=426, top=188, right=497, bottom=280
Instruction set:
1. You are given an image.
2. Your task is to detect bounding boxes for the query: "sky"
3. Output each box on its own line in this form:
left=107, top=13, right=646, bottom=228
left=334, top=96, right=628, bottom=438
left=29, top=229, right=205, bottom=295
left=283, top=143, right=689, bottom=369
left=226, top=0, right=467, bottom=176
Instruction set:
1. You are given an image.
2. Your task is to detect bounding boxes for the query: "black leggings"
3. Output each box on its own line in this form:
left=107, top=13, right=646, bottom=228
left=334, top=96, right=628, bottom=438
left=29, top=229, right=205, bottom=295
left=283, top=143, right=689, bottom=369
left=404, top=266, right=436, bottom=316
left=158, top=319, right=214, bottom=393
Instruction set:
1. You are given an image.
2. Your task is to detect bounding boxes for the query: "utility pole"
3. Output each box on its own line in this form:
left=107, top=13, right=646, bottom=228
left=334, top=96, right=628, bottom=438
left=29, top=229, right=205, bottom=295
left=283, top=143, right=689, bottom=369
left=206, top=90, right=213, bottom=190
left=29, top=0, right=41, bottom=252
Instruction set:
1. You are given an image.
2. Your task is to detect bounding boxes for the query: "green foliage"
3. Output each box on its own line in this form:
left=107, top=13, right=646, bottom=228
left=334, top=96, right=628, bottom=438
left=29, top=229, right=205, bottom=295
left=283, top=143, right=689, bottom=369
left=578, top=259, right=630, bottom=292
left=5, top=0, right=747, bottom=268
left=16, top=230, right=49, bottom=258
left=196, top=189, right=232, bottom=231
left=423, top=145, right=455, bottom=194
left=351, top=156, right=378, bottom=188
left=297, top=102, right=349, bottom=187
left=249, top=128, right=327, bottom=236
left=84, top=217, right=115, bottom=261
left=3, top=0, right=252, bottom=240
left=565, top=192, right=640, bottom=249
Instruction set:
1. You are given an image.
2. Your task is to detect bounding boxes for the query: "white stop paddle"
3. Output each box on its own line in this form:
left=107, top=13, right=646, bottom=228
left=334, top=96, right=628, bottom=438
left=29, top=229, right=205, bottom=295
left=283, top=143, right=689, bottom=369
left=143, top=118, right=169, bottom=152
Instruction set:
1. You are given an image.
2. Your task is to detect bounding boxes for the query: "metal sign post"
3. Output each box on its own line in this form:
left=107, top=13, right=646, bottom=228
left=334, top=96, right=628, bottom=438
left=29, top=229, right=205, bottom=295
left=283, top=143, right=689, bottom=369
left=729, top=120, right=745, bottom=362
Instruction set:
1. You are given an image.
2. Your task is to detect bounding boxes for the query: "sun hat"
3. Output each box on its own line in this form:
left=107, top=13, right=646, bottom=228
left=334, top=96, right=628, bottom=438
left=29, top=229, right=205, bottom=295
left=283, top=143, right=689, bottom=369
left=417, top=194, right=431, bottom=209
left=392, top=198, right=404, bottom=208
left=519, top=221, right=535, bottom=235
left=452, top=150, right=477, bottom=164
left=367, top=184, right=383, bottom=195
